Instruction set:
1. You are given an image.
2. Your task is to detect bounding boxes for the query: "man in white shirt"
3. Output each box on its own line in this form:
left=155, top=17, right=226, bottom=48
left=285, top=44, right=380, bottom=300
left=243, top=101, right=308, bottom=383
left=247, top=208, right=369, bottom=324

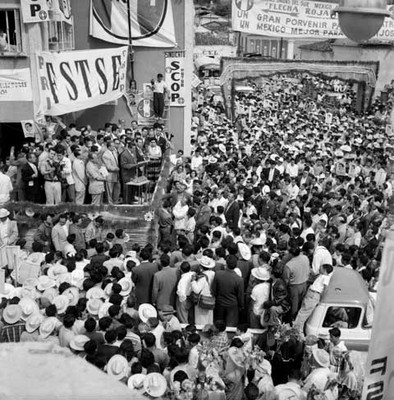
left=151, top=73, right=168, bottom=121
left=312, top=237, right=333, bottom=275
left=0, top=168, right=13, bottom=205
left=294, top=264, right=333, bottom=338
left=57, top=148, right=75, bottom=202
left=176, top=262, right=195, bottom=323
left=0, top=208, right=18, bottom=246
left=72, top=150, right=87, bottom=205
left=286, top=159, right=299, bottom=178
left=191, top=149, right=203, bottom=172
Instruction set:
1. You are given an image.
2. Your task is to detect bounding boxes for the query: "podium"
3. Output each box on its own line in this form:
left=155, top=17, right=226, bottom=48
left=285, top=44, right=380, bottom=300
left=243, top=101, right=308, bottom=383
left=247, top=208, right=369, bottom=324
left=125, top=161, right=151, bottom=204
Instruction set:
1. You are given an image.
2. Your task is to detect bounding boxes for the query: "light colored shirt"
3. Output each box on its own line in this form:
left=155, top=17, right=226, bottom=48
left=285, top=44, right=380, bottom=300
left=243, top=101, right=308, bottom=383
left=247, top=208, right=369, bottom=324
left=312, top=246, right=332, bottom=275
left=251, top=282, right=270, bottom=315
left=310, top=273, right=332, bottom=294
left=0, top=173, right=13, bottom=205
left=177, top=271, right=195, bottom=302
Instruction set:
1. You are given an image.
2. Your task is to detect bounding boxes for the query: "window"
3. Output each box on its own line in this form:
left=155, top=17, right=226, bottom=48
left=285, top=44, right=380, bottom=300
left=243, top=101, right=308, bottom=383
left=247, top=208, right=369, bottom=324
left=0, top=9, right=22, bottom=54
left=323, top=306, right=362, bottom=329
left=48, top=19, right=74, bottom=51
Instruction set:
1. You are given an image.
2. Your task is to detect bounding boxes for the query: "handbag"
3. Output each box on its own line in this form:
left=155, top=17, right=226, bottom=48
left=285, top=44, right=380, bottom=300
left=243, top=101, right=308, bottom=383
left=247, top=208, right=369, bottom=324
left=198, top=294, right=216, bottom=310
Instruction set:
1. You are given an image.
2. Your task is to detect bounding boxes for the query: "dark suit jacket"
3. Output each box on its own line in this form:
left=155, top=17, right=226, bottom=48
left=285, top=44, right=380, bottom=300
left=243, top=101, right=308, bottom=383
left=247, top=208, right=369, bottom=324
left=96, top=344, right=118, bottom=362
left=267, top=278, right=290, bottom=311
left=152, top=266, right=179, bottom=309
left=262, top=167, right=280, bottom=183
left=252, top=194, right=264, bottom=216
left=21, top=163, right=39, bottom=198
left=212, top=269, right=244, bottom=308
left=132, top=261, right=159, bottom=306
left=224, top=201, right=240, bottom=231
left=120, top=148, right=137, bottom=183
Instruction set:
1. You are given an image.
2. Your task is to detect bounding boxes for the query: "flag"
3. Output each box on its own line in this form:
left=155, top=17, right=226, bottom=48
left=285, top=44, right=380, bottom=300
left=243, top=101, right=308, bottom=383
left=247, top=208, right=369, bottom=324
left=89, top=0, right=176, bottom=48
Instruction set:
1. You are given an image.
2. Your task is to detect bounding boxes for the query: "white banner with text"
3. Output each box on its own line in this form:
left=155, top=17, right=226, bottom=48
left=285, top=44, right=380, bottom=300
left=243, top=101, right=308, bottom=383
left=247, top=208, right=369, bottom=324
left=165, top=52, right=186, bottom=107
left=0, top=68, right=33, bottom=102
left=232, top=0, right=394, bottom=40
left=36, top=47, right=128, bottom=116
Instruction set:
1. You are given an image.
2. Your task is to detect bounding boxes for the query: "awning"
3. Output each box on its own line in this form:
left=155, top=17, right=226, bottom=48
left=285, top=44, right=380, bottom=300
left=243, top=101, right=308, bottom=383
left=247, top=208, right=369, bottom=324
left=194, top=55, right=220, bottom=70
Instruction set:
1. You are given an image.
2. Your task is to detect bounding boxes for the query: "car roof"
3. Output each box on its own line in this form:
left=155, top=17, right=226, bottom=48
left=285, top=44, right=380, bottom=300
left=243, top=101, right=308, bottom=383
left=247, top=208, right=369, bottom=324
left=320, top=267, right=369, bottom=307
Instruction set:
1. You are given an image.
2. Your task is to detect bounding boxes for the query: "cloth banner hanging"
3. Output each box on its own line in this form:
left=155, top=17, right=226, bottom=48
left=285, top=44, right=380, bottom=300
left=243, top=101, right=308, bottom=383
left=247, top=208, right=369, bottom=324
left=0, top=68, right=33, bottom=102
left=231, top=0, right=394, bottom=40
left=36, top=47, right=128, bottom=116
left=362, top=231, right=394, bottom=399
left=89, top=0, right=176, bottom=48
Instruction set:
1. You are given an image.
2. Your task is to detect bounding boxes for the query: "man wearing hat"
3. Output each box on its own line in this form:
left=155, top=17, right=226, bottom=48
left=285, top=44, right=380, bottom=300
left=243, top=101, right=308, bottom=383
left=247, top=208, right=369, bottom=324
left=158, top=305, right=181, bottom=332
left=250, top=268, right=271, bottom=329
left=0, top=304, right=25, bottom=342
left=303, top=348, right=332, bottom=393
left=0, top=209, right=18, bottom=246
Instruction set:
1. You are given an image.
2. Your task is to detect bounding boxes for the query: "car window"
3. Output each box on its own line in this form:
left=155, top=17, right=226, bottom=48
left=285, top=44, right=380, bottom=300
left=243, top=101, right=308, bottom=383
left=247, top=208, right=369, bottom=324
left=322, top=306, right=362, bottom=329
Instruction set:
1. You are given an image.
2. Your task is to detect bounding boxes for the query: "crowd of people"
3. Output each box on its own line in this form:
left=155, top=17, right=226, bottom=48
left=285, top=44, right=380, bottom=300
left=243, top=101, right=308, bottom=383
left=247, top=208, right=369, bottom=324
left=0, top=71, right=393, bottom=399
left=0, top=121, right=171, bottom=206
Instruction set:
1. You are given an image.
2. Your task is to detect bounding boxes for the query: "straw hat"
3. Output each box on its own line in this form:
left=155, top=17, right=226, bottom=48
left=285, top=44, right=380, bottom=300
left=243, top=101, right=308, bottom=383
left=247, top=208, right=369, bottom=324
left=0, top=209, right=10, bottom=218
left=199, top=255, right=215, bottom=269
left=238, top=242, right=251, bottom=261
left=42, top=287, right=58, bottom=303
left=159, top=305, right=176, bottom=317
left=52, top=294, right=70, bottom=314
left=251, top=268, right=271, bottom=281
left=138, top=303, right=157, bottom=323
left=25, top=313, right=44, bottom=333
left=86, top=287, right=105, bottom=300
left=0, top=283, right=16, bottom=299
left=87, top=298, right=104, bottom=316
left=69, top=335, right=90, bottom=351
left=37, top=276, right=56, bottom=291
left=98, top=301, right=112, bottom=319
left=106, top=355, right=130, bottom=380
left=19, top=297, right=39, bottom=321
left=127, top=373, right=146, bottom=393
left=70, top=269, right=85, bottom=289
left=312, top=348, right=330, bottom=368
left=103, top=283, right=114, bottom=298
left=144, top=373, right=167, bottom=398
left=118, top=277, right=133, bottom=297
left=47, top=265, right=68, bottom=281
left=63, top=287, right=80, bottom=306
left=3, top=304, right=22, bottom=324
left=125, top=251, right=140, bottom=266
left=39, top=317, right=58, bottom=338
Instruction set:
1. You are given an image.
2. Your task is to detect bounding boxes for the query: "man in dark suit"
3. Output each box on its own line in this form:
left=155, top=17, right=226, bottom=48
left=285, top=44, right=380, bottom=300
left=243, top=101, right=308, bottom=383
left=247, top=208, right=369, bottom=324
left=131, top=247, right=159, bottom=306
left=120, top=142, right=138, bottom=203
left=262, top=159, right=280, bottom=183
left=224, top=190, right=240, bottom=231
left=21, top=152, right=40, bottom=202
left=263, top=264, right=290, bottom=326
left=152, top=254, right=178, bottom=309
left=212, top=255, right=244, bottom=327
